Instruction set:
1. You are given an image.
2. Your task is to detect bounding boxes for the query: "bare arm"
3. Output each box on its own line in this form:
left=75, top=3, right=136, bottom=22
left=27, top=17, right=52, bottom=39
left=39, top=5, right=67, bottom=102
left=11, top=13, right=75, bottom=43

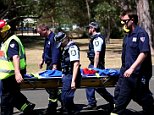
left=39, top=59, right=44, bottom=69
left=124, top=52, right=147, bottom=77
left=94, top=51, right=100, bottom=68
left=13, top=55, right=23, bottom=83
left=71, top=61, right=80, bottom=89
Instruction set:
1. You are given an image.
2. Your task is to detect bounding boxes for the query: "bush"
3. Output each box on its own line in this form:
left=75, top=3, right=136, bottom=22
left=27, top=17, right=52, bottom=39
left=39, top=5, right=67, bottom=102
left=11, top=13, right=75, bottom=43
left=110, top=27, right=123, bottom=39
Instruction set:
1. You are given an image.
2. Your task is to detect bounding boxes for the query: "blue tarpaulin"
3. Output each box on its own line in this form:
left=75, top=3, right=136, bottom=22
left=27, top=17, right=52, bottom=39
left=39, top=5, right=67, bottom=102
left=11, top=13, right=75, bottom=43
left=24, top=68, right=120, bottom=79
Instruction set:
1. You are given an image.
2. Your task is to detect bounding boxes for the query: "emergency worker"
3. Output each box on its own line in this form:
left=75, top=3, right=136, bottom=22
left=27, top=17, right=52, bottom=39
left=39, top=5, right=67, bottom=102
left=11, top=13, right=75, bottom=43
left=84, top=22, right=114, bottom=112
left=54, top=32, right=82, bottom=115
left=111, top=10, right=154, bottom=115
left=37, top=24, right=62, bottom=114
left=0, top=20, right=35, bottom=115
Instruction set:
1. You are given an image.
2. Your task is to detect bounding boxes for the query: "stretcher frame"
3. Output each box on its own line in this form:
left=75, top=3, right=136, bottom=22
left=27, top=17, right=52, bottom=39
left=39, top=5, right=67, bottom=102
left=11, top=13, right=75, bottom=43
left=20, top=75, right=119, bottom=89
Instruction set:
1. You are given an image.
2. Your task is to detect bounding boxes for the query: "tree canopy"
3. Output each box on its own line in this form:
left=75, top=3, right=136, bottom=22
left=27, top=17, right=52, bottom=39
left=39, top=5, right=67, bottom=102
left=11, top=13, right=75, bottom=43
left=0, top=0, right=154, bottom=49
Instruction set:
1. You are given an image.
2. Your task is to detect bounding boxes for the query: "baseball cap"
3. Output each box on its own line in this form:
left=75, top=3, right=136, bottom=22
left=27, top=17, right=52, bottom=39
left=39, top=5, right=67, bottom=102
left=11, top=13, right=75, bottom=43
left=54, top=32, right=66, bottom=48
left=87, top=22, right=99, bottom=29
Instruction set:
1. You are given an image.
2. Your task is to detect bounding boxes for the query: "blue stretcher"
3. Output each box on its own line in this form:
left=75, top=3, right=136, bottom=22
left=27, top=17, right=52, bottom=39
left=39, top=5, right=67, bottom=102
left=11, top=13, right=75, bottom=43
left=20, top=68, right=120, bottom=89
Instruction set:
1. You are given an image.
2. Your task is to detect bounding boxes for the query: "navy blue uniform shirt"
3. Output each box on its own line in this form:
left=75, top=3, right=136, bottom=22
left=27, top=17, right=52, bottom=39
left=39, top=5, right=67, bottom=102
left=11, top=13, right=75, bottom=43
left=42, top=32, right=61, bottom=66
left=7, top=39, right=26, bottom=74
left=122, top=26, right=152, bottom=76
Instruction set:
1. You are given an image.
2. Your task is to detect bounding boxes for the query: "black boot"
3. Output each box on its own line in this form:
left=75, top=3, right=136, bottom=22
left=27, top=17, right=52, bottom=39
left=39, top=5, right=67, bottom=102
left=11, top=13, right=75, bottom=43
left=43, top=102, right=58, bottom=115
left=23, top=103, right=35, bottom=115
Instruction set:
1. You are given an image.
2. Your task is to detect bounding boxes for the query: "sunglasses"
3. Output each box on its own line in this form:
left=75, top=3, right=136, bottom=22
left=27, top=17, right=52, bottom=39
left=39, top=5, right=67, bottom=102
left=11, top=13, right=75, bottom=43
left=121, top=19, right=131, bottom=25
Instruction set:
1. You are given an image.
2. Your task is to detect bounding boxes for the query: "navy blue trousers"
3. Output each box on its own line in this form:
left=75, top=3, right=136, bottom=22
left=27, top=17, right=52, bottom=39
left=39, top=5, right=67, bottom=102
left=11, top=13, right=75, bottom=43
left=113, top=75, right=154, bottom=115
left=1, top=76, right=29, bottom=115
left=86, top=64, right=114, bottom=106
left=61, top=74, right=76, bottom=113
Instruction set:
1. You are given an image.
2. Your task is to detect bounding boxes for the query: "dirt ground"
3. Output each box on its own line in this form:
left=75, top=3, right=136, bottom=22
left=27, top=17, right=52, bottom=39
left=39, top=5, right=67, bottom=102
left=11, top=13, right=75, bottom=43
left=24, top=37, right=154, bottom=73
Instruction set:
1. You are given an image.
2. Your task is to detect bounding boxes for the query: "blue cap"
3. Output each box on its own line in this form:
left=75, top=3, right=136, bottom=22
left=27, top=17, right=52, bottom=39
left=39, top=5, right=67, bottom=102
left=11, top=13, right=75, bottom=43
left=87, top=22, right=99, bottom=29
left=54, top=32, right=66, bottom=48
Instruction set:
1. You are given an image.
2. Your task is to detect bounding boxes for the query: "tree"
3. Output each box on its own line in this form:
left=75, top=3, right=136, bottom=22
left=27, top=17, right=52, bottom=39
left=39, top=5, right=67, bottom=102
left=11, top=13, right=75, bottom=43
left=94, top=0, right=119, bottom=42
left=136, top=0, right=154, bottom=54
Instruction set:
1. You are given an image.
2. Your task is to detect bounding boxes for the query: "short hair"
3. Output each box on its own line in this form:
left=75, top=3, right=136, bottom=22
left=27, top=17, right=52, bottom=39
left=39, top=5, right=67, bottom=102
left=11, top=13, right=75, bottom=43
left=120, top=9, right=138, bottom=25
left=37, top=24, right=49, bottom=30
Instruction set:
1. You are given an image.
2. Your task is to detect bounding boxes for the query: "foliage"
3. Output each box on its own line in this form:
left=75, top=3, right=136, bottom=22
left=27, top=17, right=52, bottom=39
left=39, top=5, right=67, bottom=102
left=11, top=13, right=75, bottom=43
left=93, top=1, right=121, bottom=38
left=0, top=0, right=154, bottom=41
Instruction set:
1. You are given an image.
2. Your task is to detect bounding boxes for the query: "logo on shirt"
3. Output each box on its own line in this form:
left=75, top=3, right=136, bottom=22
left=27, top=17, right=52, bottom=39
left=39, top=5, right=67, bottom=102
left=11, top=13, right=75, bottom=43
left=10, top=43, right=15, bottom=48
left=71, top=50, right=76, bottom=56
left=132, top=37, right=137, bottom=42
left=95, top=41, right=99, bottom=46
left=140, top=37, right=145, bottom=42
left=48, top=41, right=50, bottom=45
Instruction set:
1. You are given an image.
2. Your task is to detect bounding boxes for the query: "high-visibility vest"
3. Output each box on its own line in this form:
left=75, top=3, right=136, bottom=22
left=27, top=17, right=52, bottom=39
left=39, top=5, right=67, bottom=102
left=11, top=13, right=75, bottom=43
left=0, top=35, right=26, bottom=79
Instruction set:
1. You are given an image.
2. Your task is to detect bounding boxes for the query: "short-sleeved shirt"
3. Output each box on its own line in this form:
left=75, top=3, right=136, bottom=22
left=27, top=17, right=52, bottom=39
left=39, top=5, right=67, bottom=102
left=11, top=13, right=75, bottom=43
left=7, top=40, right=19, bottom=60
left=122, top=26, right=152, bottom=76
left=7, top=39, right=26, bottom=74
left=67, top=41, right=80, bottom=62
left=93, top=36, right=104, bottom=52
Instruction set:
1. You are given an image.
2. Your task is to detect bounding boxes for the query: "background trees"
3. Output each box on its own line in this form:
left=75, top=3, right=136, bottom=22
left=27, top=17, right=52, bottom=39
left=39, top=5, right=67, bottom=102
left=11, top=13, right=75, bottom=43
left=0, top=0, right=154, bottom=51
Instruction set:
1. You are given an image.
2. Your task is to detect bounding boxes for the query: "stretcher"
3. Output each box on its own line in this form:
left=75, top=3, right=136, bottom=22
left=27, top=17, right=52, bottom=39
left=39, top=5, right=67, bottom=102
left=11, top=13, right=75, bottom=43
left=20, top=68, right=120, bottom=89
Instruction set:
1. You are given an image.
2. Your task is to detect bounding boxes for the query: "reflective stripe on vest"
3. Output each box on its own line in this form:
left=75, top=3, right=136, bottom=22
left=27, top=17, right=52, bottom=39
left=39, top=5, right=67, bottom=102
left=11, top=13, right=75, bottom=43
left=0, top=35, right=26, bottom=79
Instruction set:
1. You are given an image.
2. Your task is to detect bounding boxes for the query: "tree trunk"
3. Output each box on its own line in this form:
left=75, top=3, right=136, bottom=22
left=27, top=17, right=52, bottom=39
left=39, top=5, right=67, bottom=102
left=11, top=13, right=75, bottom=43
left=106, top=18, right=111, bottom=44
left=85, top=0, right=91, bottom=23
left=136, top=0, right=154, bottom=54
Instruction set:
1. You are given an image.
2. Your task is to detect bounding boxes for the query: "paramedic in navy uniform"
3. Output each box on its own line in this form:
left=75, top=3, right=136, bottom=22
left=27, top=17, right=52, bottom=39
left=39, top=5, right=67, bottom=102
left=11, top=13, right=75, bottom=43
left=111, top=10, right=154, bottom=115
left=84, top=22, right=114, bottom=112
left=54, top=32, right=81, bottom=115
left=37, top=24, right=62, bottom=114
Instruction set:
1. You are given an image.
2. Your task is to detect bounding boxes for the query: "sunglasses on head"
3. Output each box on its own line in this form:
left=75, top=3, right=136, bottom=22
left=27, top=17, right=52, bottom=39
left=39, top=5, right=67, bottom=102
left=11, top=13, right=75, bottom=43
left=121, top=19, right=131, bottom=25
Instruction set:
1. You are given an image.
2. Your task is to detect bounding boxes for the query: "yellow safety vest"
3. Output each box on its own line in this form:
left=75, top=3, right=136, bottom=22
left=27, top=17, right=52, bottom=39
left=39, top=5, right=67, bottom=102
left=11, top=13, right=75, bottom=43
left=0, top=35, right=26, bottom=79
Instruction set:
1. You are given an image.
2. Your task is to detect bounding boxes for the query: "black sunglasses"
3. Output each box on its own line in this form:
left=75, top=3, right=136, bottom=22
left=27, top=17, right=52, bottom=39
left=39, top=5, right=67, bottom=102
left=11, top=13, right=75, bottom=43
left=121, top=19, right=131, bottom=25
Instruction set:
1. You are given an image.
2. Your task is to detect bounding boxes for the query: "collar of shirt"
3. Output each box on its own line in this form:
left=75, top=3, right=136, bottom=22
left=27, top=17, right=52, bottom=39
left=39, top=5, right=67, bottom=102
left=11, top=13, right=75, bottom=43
left=64, top=41, right=74, bottom=50
left=128, top=25, right=140, bottom=36
left=93, top=32, right=101, bottom=36
left=47, top=32, right=54, bottom=40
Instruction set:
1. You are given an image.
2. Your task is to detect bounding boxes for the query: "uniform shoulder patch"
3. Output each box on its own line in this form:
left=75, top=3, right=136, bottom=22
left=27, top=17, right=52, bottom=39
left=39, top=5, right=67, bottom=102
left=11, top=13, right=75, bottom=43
left=10, top=43, right=15, bottom=48
left=94, top=41, right=99, bottom=46
left=71, top=50, right=76, bottom=56
left=140, top=37, right=145, bottom=42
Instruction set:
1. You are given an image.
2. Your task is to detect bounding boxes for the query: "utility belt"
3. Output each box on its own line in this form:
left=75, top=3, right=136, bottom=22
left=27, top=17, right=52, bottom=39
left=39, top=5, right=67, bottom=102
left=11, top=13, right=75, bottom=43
left=62, top=66, right=72, bottom=75
left=87, top=52, right=94, bottom=62
left=90, top=62, right=105, bottom=69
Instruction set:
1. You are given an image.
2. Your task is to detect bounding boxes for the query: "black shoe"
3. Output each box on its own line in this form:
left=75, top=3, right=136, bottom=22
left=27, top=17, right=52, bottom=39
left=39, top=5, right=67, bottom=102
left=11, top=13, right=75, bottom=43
left=83, top=104, right=97, bottom=110
left=102, top=103, right=114, bottom=113
left=63, top=108, right=80, bottom=115
left=43, top=108, right=57, bottom=115
left=23, top=103, right=35, bottom=114
left=57, top=106, right=67, bottom=113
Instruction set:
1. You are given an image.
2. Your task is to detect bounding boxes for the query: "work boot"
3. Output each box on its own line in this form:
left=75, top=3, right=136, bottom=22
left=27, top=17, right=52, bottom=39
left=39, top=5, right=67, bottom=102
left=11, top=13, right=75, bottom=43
left=43, top=102, right=58, bottom=115
left=103, top=103, right=114, bottom=113
left=63, top=105, right=80, bottom=115
left=43, top=109, right=57, bottom=115
left=23, top=103, right=35, bottom=114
